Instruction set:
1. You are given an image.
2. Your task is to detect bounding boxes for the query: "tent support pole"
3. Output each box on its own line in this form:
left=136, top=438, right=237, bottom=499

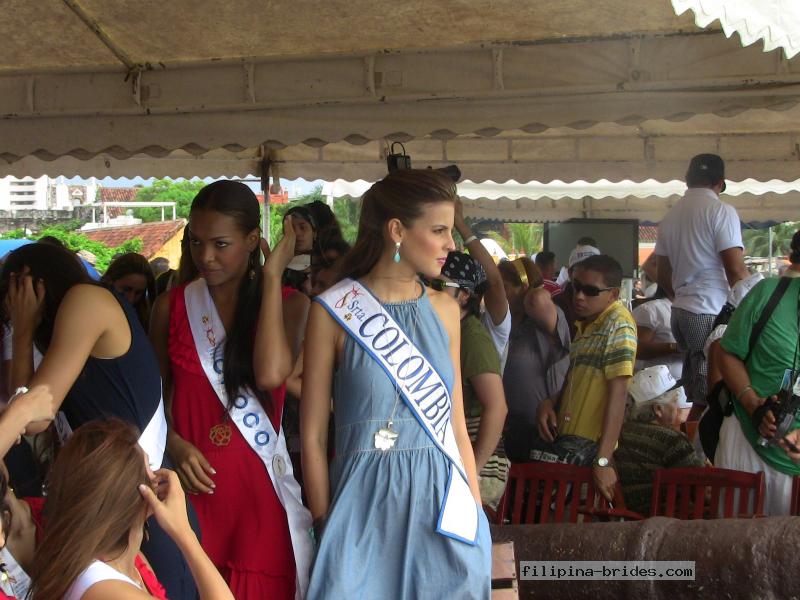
left=768, top=226, right=774, bottom=276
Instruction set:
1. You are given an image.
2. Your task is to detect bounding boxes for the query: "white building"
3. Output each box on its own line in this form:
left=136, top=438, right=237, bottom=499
left=0, top=176, right=97, bottom=211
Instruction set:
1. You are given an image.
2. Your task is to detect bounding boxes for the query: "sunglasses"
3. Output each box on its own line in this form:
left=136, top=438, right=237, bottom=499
left=428, top=278, right=462, bottom=292
left=572, top=279, right=615, bottom=297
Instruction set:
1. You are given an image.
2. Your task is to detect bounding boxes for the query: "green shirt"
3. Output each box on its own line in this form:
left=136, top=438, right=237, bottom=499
left=461, top=314, right=502, bottom=419
left=720, top=277, right=800, bottom=475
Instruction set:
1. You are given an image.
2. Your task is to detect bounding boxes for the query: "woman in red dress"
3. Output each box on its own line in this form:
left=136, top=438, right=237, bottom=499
left=151, top=181, right=309, bottom=599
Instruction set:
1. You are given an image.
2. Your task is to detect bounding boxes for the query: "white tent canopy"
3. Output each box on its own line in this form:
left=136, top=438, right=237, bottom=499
left=323, top=178, right=800, bottom=225
left=673, top=0, right=800, bottom=58
left=3, top=1, right=800, bottom=183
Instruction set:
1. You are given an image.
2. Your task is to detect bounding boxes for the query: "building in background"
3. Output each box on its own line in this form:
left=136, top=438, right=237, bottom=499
left=0, top=176, right=98, bottom=211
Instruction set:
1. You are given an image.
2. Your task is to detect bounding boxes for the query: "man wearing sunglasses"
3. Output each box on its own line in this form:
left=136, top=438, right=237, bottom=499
left=537, top=255, right=637, bottom=502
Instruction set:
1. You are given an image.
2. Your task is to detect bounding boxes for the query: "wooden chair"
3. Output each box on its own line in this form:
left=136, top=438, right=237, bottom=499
left=650, top=467, right=765, bottom=519
left=491, top=542, right=518, bottom=599
left=494, top=462, right=644, bottom=524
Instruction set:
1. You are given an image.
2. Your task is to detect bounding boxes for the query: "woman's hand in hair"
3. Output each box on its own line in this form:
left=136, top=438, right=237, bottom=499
left=262, top=214, right=297, bottom=279
left=139, top=469, right=193, bottom=542
left=168, top=436, right=215, bottom=495
left=5, top=268, right=45, bottom=336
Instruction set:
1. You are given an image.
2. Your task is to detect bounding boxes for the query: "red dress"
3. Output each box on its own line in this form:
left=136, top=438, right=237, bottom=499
left=169, top=284, right=296, bottom=599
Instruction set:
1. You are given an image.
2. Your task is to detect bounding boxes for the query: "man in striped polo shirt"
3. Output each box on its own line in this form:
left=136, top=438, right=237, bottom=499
left=537, top=255, right=638, bottom=502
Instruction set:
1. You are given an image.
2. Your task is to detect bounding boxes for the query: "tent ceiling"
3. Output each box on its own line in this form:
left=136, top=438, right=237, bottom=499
left=3, top=1, right=698, bottom=73
left=6, top=103, right=800, bottom=182
left=3, top=2, right=800, bottom=183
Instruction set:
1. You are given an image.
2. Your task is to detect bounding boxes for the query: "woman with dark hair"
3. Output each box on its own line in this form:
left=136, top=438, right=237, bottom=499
left=302, top=170, right=491, bottom=599
left=150, top=180, right=311, bottom=599
left=631, top=284, right=682, bottom=380
left=0, top=243, right=196, bottom=599
left=28, top=419, right=233, bottom=600
left=102, top=253, right=157, bottom=331
left=440, top=251, right=508, bottom=509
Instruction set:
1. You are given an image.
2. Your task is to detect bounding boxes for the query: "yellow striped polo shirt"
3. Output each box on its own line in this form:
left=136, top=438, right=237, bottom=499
left=557, top=300, right=637, bottom=442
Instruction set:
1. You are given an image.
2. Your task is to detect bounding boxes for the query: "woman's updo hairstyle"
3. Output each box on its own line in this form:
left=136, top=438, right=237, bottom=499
left=790, top=230, right=800, bottom=264
left=338, top=169, right=457, bottom=281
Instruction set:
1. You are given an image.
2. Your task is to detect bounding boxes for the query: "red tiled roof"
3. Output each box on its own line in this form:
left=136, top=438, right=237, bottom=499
left=83, top=220, right=185, bottom=259
left=99, top=187, right=139, bottom=202
left=639, top=226, right=658, bottom=244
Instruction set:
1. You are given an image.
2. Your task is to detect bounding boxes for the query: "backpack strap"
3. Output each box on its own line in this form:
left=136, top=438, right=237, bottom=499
left=745, top=276, right=792, bottom=362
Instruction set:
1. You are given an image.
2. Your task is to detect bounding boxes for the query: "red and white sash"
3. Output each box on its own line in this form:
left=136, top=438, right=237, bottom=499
left=185, top=279, right=312, bottom=598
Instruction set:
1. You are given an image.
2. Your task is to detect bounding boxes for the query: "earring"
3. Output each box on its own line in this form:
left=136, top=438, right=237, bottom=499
left=393, top=242, right=401, bottom=263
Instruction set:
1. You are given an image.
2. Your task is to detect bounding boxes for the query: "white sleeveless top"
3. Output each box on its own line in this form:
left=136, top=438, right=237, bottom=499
left=63, top=561, right=142, bottom=600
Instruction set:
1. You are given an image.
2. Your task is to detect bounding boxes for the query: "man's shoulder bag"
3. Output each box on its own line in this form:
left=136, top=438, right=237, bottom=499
left=699, top=276, right=792, bottom=461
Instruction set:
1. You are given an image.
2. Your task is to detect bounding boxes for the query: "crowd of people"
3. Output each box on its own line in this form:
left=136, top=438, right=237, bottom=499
left=0, top=153, right=796, bottom=599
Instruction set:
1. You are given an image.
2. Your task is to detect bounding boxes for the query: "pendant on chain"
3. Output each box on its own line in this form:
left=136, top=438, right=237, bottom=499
left=374, top=421, right=399, bottom=450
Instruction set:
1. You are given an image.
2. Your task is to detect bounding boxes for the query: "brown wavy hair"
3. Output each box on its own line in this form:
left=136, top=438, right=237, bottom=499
left=102, top=252, right=157, bottom=331
left=28, top=419, right=150, bottom=600
left=337, top=169, right=457, bottom=281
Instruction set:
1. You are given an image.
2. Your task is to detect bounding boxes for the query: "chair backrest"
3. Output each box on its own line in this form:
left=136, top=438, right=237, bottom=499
left=495, top=462, right=592, bottom=524
left=650, top=467, right=765, bottom=519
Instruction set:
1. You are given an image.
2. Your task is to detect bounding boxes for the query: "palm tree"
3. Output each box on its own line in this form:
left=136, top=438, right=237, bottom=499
left=743, top=222, right=798, bottom=258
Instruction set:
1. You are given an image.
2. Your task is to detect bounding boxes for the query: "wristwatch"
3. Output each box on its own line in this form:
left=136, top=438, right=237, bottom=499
left=594, top=456, right=611, bottom=468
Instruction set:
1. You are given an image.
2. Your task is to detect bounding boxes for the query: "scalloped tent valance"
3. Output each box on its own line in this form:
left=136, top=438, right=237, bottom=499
left=673, top=0, right=800, bottom=58
left=3, top=1, right=800, bottom=182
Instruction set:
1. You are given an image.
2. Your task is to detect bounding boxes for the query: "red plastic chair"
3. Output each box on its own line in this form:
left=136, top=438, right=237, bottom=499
left=494, top=462, right=644, bottom=524
left=650, top=467, right=765, bottom=519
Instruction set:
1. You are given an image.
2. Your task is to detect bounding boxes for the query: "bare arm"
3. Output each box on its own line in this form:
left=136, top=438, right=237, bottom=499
left=635, top=326, right=678, bottom=360
left=22, top=286, right=126, bottom=435
left=593, top=375, right=629, bottom=501
left=718, top=347, right=762, bottom=417
left=523, top=286, right=558, bottom=336
left=254, top=221, right=297, bottom=391
left=656, top=255, right=675, bottom=299
left=454, top=199, right=508, bottom=327
left=431, top=291, right=482, bottom=502
left=720, top=246, right=749, bottom=288
left=300, top=302, right=336, bottom=521
left=469, top=373, right=507, bottom=472
left=6, top=272, right=45, bottom=393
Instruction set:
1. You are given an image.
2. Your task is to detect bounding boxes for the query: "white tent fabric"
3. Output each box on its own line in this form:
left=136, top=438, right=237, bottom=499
left=673, top=0, right=800, bottom=58
left=2, top=1, right=800, bottom=184
left=323, top=178, right=800, bottom=224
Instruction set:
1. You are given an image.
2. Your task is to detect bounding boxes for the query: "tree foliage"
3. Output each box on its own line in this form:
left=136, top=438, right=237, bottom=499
left=742, top=223, right=798, bottom=258
left=134, top=179, right=206, bottom=222
left=0, top=227, right=143, bottom=273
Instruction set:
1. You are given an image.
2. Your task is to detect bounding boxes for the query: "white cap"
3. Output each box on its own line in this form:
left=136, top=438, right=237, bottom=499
left=629, top=365, right=691, bottom=408
left=727, top=273, right=764, bottom=307
left=568, top=245, right=601, bottom=268
left=703, top=324, right=728, bottom=359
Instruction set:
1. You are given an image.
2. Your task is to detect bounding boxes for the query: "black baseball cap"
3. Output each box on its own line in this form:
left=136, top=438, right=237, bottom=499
left=686, top=154, right=726, bottom=191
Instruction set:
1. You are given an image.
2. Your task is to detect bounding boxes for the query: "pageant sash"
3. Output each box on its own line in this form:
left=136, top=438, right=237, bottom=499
left=54, top=400, right=166, bottom=472
left=184, top=279, right=312, bottom=599
left=316, top=278, right=479, bottom=545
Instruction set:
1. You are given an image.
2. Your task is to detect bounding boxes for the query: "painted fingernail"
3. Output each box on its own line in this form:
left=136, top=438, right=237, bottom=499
left=208, top=490, right=214, bottom=495
left=210, top=468, right=217, bottom=474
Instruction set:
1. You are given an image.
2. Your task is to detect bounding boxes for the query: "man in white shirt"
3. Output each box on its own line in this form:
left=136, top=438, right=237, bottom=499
left=655, top=154, right=749, bottom=410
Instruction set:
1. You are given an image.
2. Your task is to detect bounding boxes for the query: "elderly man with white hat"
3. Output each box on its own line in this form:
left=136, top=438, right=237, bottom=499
left=614, top=365, right=704, bottom=515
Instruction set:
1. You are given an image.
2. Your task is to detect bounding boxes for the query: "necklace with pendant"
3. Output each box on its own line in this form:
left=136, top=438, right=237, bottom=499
left=374, top=300, right=420, bottom=451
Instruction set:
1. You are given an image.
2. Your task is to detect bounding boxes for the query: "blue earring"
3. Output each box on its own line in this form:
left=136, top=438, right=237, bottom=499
left=393, top=242, right=401, bottom=263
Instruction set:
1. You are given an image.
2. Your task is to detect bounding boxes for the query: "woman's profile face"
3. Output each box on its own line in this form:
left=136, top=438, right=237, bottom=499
left=112, top=273, right=148, bottom=306
left=188, top=209, right=258, bottom=288
left=397, top=202, right=455, bottom=279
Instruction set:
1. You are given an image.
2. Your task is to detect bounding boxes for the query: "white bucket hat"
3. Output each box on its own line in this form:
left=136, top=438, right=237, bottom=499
left=568, top=245, right=601, bottom=269
left=629, top=365, right=691, bottom=408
